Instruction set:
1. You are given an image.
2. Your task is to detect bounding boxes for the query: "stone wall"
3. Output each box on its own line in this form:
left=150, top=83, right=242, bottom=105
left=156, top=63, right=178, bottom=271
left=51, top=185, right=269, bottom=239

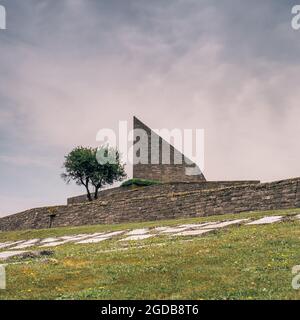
left=67, top=180, right=260, bottom=204
left=0, top=178, right=299, bottom=232
left=67, top=185, right=133, bottom=205
left=133, top=164, right=205, bottom=183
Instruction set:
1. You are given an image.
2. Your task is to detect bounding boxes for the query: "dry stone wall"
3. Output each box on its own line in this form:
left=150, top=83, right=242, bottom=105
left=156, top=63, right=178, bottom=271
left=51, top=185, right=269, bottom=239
left=67, top=180, right=260, bottom=204
left=67, top=185, right=134, bottom=205
left=0, top=178, right=299, bottom=232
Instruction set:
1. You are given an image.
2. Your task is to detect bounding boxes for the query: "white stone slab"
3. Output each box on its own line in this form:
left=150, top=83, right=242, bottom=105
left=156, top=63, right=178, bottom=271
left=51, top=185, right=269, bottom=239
left=295, top=214, right=300, bottom=220
left=0, top=242, right=14, bottom=249
left=246, top=216, right=282, bottom=225
left=172, top=229, right=214, bottom=236
left=60, top=234, right=86, bottom=240
left=0, top=251, right=28, bottom=260
left=41, top=232, right=121, bottom=247
left=40, top=237, right=60, bottom=244
left=85, top=232, right=105, bottom=237
left=178, top=222, right=218, bottom=229
left=11, top=239, right=40, bottom=249
left=120, top=234, right=155, bottom=241
left=40, top=240, right=72, bottom=247
left=96, top=231, right=125, bottom=238
left=39, top=235, right=87, bottom=247
left=153, top=226, right=169, bottom=232
left=0, top=240, right=26, bottom=249
left=160, top=227, right=189, bottom=234
left=201, top=219, right=249, bottom=229
left=64, top=233, right=105, bottom=242
left=75, top=237, right=111, bottom=244
left=75, top=231, right=125, bottom=244
left=126, top=228, right=149, bottom=236
left=59, top=234, right=97, bottom=241
left=58, top=234, right=94, bottom=240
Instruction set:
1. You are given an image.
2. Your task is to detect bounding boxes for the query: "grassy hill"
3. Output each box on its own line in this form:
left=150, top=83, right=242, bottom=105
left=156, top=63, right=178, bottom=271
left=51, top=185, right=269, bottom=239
left=0, top=208, right=300, bottom=300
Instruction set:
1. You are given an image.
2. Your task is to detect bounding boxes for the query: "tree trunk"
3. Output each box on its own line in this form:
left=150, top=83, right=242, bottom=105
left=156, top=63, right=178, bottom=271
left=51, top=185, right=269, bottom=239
left=94, top=180, right=102, bottom=200
left=94, top=187, right=99, bottom=200
left=79, top=177, right=92, bottom=201
left=85, top=186, right=92, bottom=201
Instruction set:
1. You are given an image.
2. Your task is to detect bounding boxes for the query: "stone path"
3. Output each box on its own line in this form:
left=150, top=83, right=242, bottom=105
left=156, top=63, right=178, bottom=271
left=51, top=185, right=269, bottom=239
left=0, top=251, right=28, bottom=260
left=0, top=214, right=297, bottom=260
left=161, top=227, right=189, bottom=234
left=120, top=234, right=155, bottom=241
left=172, top=229, right=214, bottom=236
left=11, top=239, right=40, bottom=249
left=201, top=219, right=249, bottom=229
left=246, top=215, right=282, bottom=225
left=126, top=228, right=149, bottom=235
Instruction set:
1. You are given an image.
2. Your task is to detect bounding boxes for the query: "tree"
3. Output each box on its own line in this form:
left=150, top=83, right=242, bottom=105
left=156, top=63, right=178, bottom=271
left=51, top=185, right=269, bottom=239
left=61, top=146, right=126, bottom=201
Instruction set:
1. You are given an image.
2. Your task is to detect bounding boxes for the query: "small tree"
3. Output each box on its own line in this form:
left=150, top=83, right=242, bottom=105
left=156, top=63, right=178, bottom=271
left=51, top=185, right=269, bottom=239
left=61, top=146, right=126, bottom=201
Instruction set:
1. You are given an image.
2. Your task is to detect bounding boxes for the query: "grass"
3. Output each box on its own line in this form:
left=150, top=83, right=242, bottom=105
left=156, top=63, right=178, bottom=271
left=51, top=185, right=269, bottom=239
left=120, top=178, right=161, bottom=187
left=0, top=208, right=300, bottom=300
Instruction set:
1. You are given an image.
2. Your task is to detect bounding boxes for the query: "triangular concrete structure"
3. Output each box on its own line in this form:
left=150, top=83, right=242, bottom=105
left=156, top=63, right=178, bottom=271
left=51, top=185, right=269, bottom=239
left=133, top=116, right=206, bottom=183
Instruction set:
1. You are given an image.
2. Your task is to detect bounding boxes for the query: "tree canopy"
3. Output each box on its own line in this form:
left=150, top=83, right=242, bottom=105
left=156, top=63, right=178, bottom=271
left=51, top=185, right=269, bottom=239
left=61, top=146, right=126, bottom=201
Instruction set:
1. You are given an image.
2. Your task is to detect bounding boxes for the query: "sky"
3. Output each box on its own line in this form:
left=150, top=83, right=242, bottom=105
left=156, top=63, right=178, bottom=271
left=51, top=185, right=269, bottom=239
left=0, top=0, right=300, bottom=217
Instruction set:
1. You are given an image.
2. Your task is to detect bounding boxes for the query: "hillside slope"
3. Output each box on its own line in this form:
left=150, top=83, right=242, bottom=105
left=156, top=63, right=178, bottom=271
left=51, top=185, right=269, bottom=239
left=0, top=208, right=300, bottom=300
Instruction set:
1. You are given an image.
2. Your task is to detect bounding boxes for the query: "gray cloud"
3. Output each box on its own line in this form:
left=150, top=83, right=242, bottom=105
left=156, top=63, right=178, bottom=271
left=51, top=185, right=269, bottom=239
left=0, top=0, right=300, bottom=216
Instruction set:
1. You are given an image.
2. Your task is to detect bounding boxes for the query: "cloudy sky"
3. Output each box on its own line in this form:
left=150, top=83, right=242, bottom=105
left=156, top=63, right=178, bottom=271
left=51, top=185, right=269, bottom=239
left=0, top=0, right=299, bottom=216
